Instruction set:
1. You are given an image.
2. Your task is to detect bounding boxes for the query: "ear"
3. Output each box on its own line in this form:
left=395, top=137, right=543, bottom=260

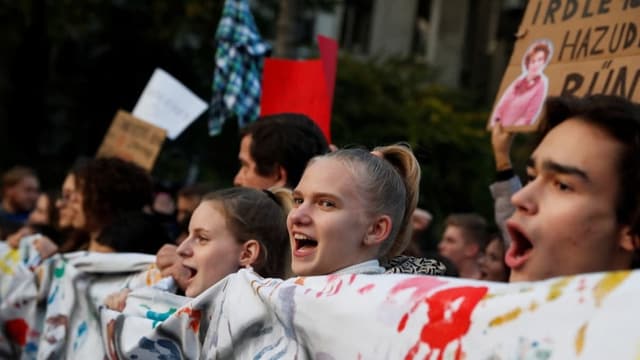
left=464, top=242, right=480, bottom=258
left=238, top=239, right=261, bottom=268
left=271, top=165, right=288, bottom=188
left=363, top=215, right=392, bottom=247
left=618, top=225, right=638, bottom=253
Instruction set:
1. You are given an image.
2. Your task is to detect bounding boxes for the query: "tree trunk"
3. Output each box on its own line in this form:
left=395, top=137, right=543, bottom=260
left=274, top=0, right=298, bottom=58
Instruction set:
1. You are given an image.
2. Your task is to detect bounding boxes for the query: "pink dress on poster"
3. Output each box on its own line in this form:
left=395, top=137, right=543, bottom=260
left=490, top=39, right=553, bottom=128
left=492, top=75, right=547, bottom=127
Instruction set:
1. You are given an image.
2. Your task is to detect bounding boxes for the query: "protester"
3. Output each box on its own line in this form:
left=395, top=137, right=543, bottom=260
left=28, top=190, right=56, bottom=226
left=4, top=158, right=163, bottom=262
left=437, top=213, right=488, bottom=279
left=3, top=190, right=62, bottom=260
left=0, top=166, right=39, bottom=233
left=233, top=113, right=330, bottom=189
left=506, top=95, right=640, bottom=281
left=16, top=170, right=88, bottom=259
left=153, top=182, right=216, bottom=284
left=68, top=157, right=165, bottom=253
left=288, top=144, right=445, bottom=276
left=54, top=170, right=90, bottom=253
left=105, top=187, right=291, bottom=309
left=478, top=233, right=510, bottom=282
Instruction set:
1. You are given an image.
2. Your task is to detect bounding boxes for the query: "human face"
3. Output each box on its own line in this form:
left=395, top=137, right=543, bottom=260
left=527, top=50, right=546, bottom=76
left=478, top=237, right=508, bottom=282
left=69, top=178, right=86, bottom=230
left=438, top=225, right=471, bottom=268
left=177, top=202, right=244, bottom=297
left=176, top=195, right=200, bottom=224
left=288, top=158, right=374, bottom=276
left=7, top=176, right=40, bottom=212
left=233, top=135, right=280, bottom=189
left=28, top=194, right=50, bottom=225
left=506, top=119, right=631, bottom=282
left=56, top=174, right=77, bottom=228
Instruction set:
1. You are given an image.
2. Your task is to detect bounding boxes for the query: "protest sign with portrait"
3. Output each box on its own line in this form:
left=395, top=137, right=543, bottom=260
left=489, top=0, right=640, bottom=132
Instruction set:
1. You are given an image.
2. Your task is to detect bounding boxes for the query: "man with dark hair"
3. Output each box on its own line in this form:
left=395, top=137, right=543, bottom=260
left=505, top=95, right=640, bottom=281
left=234, top=113, right=329, bottom=189
left=438, top=213, right=488, bottom=279
left=0, top=166, right=40, bottom=226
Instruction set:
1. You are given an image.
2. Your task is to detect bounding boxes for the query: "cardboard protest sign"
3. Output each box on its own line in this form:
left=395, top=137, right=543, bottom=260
left=489, top=0, right=640, bottom=132
left=133, top=68, right=208, bottom=139
left=96, top=110, right=167, bottom=171
left=259, top=35, right=338, bottom=143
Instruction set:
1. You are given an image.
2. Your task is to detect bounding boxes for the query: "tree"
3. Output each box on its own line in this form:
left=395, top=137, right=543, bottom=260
left=332, top=56, right=499, bottom=250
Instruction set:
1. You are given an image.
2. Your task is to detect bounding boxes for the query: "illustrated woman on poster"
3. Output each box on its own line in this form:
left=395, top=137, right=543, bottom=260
left=490, top=39, right=553, bottom=128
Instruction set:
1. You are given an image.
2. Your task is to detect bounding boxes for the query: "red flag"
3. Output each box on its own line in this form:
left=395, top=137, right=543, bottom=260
left=259, top=36, right=338, bottom=143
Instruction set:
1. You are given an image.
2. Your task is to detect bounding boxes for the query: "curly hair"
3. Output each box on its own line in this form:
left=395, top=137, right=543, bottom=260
left=72, top=157, right=153, bottom=232
left=524, top=42, right=550, bottom=67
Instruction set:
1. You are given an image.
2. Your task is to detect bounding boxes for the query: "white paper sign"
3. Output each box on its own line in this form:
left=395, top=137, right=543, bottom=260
left=133, top=68, right=208, bottom=139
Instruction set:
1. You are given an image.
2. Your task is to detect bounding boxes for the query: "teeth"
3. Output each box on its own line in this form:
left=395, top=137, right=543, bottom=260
left=294, top=233, right=310, bottom=240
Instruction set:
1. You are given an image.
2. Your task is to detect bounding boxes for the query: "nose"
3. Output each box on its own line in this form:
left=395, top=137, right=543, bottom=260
left=233, top=170, right=243, bottom=187
left=511, top=182, right=538, bottom=215
left=287, top=202, right=311, bottom=227
left=176, top=237, right=193, bottom=258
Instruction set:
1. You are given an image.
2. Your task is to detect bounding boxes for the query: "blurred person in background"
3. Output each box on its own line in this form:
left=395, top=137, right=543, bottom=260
left=0, top=166, right=40, bottom=236
left=478, top=232, right=509, bottom=282
left=438, top=213, right=488, bottom=279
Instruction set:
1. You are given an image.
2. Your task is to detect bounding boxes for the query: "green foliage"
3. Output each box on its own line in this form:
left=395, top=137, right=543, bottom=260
left=332, top=56, right=496, bottom=250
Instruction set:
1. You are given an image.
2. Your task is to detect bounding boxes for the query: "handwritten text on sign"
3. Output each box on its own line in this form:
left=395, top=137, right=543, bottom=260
left=528, top=0, right=639, bottom=100
left=95, top=110, right=166, bottom=171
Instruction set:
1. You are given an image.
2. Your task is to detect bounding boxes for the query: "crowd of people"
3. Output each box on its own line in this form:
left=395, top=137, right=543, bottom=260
left=0, top=94, right=638, bottom=357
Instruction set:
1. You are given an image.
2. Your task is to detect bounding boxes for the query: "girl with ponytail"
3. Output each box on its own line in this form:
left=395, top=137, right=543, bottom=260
left=288, top=144, right=444, bottom=276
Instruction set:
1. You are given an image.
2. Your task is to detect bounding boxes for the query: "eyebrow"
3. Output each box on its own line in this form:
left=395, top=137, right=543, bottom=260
left=291, top=190, right=340, bottom=201
left=527, top=158, right=591, bottom=182
left=190, top=227, right=209, bottom=235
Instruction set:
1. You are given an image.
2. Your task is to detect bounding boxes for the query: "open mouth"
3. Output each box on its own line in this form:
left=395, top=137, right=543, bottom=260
left=505, top=222, right=533, bottom=269
left=183, top=265, right=197, bottom=280
left=293, top=233, right=318, bottom=255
